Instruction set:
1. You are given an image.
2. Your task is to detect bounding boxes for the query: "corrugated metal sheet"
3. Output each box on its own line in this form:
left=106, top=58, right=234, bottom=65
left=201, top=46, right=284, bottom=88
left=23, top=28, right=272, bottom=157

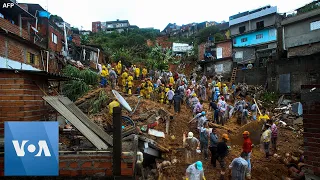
left=43, top=96, right=109, bottom=150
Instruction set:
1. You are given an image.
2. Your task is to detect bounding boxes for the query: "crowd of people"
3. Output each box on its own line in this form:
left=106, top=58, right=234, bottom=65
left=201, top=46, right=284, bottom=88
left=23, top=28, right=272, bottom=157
left=99, top=61, right=279, bottom=180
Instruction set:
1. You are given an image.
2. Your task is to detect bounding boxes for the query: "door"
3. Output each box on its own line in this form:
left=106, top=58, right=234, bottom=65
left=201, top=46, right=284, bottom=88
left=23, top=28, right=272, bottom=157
left=279, top=73, right=290, bottom=93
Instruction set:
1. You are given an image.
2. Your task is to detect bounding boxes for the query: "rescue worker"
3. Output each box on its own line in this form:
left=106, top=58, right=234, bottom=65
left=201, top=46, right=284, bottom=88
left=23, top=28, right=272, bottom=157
left=140, top=80, right=146, bottom=97
left=186, top=161, right=206, bottom=180
left=169, top=75, right=175, bottom=86
left=108, top=98, right=120, bottom=115
left=134, top=66, right=140, bottom=80
left=116, top=61, right=122, bottom=75
left=127, top=73, right=134, bottom=95
left=121, top=70, right=128, bottom=93
left=109, top=68, right=117, bottom=89
left=159, top=84, right=165, bottom=104
left=146, top=78, right=153, bottom=99
left=173, top=91, right=183, bottom=113
left=217, top=81, right=222, bottom=92
left=222, top=84, right=228, bottom=98
left=100, top=65, right=109, bottom=88
left=142, top=67, right=148, bottom=79
left=217, top=134, right=230, bottom=179
left=184, top=132, right=200, bottom=164
left=200, top=121, right=210, bottom=160
left=166, top=87, right=175, bottom=108
left=229, top=152, right=249, bottom=180
left=242, top=131, right=252, bottom=178
left=165, top=85, right=170, bottom=104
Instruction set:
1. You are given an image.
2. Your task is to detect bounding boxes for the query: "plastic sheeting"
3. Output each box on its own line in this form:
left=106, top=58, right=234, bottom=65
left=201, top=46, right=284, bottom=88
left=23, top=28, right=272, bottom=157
left=0, top=57, right=41, bottom=71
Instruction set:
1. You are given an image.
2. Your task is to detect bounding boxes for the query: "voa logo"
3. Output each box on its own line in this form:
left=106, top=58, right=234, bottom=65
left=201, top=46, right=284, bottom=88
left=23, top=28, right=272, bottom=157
left=12, top=140, right=51, bottom=157
left=5, top=122, right=59, bottom=176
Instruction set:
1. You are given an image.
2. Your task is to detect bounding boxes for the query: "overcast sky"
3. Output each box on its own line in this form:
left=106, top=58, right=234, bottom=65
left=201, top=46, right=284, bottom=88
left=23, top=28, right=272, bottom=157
left=18, top=0, right=313, bottom=31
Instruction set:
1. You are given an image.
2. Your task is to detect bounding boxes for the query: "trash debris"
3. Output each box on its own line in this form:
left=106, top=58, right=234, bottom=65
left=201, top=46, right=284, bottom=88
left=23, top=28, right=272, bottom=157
left=148, top=129, right=165, bottom=138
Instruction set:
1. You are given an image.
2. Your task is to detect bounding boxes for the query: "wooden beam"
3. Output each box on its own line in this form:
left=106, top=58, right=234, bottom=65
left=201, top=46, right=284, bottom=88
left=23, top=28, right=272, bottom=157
left=43, top=96, right=108, bottom=150
left=58, top=96, right=113, bottom=146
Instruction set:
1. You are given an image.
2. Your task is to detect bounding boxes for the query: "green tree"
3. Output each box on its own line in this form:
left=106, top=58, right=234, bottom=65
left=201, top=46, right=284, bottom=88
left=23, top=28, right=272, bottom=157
left=196, top=26, right=219, bottom=44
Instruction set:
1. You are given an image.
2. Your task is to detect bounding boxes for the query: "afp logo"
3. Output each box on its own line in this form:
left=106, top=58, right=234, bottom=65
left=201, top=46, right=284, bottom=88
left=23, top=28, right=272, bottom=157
left=5, top=122, right=59, bottom=176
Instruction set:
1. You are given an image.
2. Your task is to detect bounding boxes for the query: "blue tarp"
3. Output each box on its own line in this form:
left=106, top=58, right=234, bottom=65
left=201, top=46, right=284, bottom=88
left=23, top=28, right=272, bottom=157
left=38, top=11, right=51, bottom=18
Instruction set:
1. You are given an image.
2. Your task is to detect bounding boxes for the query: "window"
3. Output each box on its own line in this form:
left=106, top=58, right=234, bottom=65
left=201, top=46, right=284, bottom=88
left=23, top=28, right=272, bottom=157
left=52, top=33, right=57, bottom=44
left=269, top=29, right=276, bottom=37
left=256, top=34, right=263, bottom=39
left=256, top=21, right=264, bottom=29
left=216, top=47, right=222, bottom=59
left=239, top=26, right=246, bottom=33
left=233, top=39, right=237, bottom=44
left=241, top=37, right=247, bottom=42
left=235, top=51, right=243, bottom=59
left=26, top=52, right=39, bottom=65
left=310, top=20, right=320, bottom=31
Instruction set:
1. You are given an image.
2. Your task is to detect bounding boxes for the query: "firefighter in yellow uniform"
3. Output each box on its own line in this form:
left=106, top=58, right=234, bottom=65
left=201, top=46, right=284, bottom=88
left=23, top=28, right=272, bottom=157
left=140, top=80, right=146, bottom=97
left=116, top=61, right=122, bottom=75
left=135, top=66, right=140, bottom=80
left=100, top=65, right=109, bottom=87
left=159, top=84, right=165, bottom=104
left=121, top=70, right=128, bottom=93
left=217, top=81, right=222, bottom=92
left=127, top=74, right=134, bottom=95
left=108, top=99, right=120, bottom=115
left=165, top=85, right=170, bottom=104
left=142, top=68, right=148, bottom=79
left=169, top=76, right=175, bottom=86
left=146, top=78, right=153, bottom=99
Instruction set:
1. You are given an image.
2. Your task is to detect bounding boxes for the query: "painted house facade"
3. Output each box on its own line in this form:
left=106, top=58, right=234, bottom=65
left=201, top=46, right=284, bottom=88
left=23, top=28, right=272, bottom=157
left=92, top=20, right=138, bottom=33
left=229, top=5, right=282, bottom=68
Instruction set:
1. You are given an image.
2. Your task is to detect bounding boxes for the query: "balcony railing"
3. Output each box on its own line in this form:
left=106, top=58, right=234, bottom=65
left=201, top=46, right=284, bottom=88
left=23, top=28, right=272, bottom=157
left=0, top=18, right=30, bottom=40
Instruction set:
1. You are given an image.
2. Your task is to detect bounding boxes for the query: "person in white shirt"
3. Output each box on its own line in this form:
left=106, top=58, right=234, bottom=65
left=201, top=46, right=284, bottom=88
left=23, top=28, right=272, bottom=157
left=166, top=88, right=175, bottom=108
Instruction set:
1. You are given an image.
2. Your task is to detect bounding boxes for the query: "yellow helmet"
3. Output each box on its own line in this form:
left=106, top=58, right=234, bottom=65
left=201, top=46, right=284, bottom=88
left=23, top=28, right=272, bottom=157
left=112, top=68, right=115, bottom=70
left=119, top=61, right=121, bottom=63
left=192, top=93, right=197, bottom=97
left=102, top=65, right=106, bottom=69
left=223, top=84, right=226, bottom=86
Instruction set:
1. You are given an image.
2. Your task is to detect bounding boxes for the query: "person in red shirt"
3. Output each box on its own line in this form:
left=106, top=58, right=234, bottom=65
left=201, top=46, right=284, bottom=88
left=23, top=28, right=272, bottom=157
left=242, top=131, right=252, bottom=178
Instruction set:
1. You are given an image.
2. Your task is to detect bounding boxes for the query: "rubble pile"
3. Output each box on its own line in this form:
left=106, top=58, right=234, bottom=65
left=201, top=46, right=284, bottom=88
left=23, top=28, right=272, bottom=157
left=272, top=99, right=303, bottom=136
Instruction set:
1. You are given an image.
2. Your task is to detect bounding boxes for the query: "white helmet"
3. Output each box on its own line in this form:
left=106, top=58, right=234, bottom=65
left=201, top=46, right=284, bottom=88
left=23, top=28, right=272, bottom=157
left=188, top=132, right=194, bottom=138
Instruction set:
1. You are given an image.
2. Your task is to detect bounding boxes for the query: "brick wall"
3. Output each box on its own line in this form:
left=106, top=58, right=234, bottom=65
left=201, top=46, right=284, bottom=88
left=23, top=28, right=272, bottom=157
left=92, top=22, right=101, bottom=33
left=301, top=84, right=320, bottom=175
left=0, top=34, right=42, bottom=70
left=198, top=43, right=205, bottom=60
left=72, top=34, right=81, bottom=46
left=0, top=71, right=49, bottom=136
left=0, top=18, right=30, bottom=40
left=216, top=40, right=232, bottom=58
left=48, top=25, right=63, bottom=52
left=0, top=154, right=134, bottom=176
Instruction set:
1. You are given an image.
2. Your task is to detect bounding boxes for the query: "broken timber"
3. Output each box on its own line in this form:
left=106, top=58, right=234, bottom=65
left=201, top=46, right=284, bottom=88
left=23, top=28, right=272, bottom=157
left=58, top=96, right=113, bottom=146
left=138, top=136, right=170, bottom=152
left=74, top=88, right=104, bottom=105
left=43, top=96, right=110, bottom=149
left=208, top=122, right=235, bottom=133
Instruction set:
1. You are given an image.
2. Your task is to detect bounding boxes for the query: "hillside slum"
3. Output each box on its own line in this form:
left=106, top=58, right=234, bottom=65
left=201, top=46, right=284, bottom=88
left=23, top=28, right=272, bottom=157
left=52, top=62, right=311, bottom=180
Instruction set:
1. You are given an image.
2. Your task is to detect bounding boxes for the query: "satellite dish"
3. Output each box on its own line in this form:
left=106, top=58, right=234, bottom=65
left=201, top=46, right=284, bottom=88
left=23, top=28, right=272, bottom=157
left=112, top=90, right=132, bottom=112
left=31, top=26, right=38, bottom=33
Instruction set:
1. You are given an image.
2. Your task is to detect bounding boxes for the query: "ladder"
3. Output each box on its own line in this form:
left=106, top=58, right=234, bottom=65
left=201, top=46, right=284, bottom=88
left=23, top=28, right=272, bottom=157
left=230, top=67, right=237, bottom=83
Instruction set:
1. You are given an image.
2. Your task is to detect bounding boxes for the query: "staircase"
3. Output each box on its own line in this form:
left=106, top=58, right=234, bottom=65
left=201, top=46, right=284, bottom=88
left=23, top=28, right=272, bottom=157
left=230, top=67, right=238, bottom=83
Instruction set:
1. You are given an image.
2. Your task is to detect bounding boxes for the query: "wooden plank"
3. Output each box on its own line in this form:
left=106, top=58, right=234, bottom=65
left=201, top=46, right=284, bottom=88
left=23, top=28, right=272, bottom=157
left=58, top=96, right=113, bottom=146
left=43, top=96, right=108, bottom=150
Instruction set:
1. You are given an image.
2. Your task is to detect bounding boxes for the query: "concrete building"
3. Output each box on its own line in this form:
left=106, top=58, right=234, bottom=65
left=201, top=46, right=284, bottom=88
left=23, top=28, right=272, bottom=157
left=92, top=20, right=138, bottom=33
left=269, top=7, right=320, bottom=94
left=229, top=5, right=282, bottom=68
